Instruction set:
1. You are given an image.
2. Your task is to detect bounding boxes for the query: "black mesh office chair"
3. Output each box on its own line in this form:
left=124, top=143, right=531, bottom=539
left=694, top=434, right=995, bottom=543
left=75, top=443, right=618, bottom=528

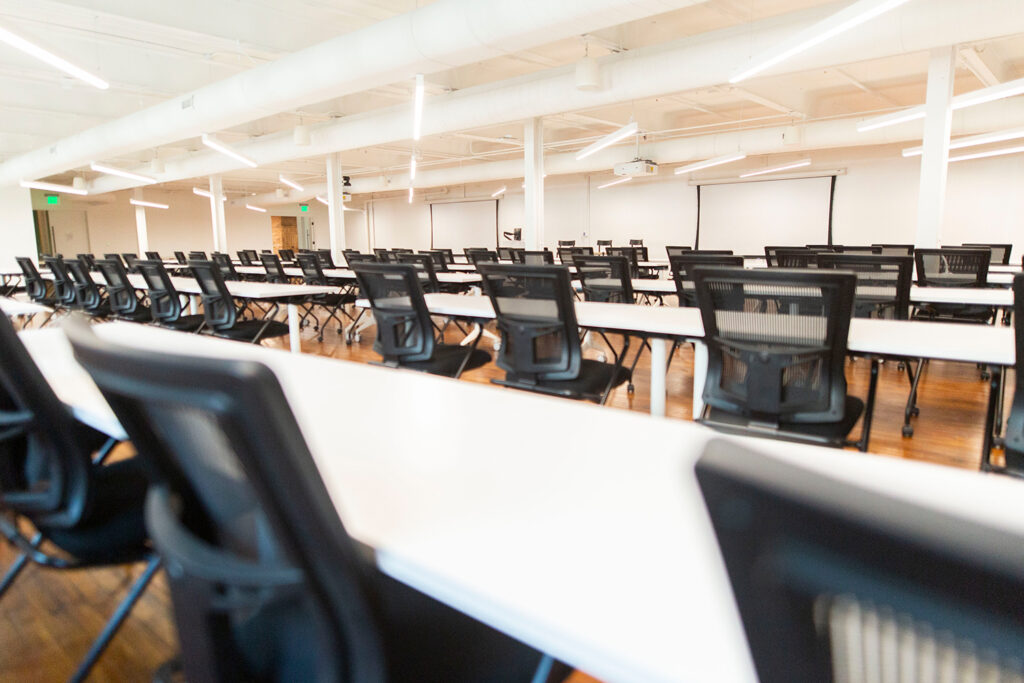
left=834, top=245, right=882, bottom=255
left=605, top=246, right=640, bottom=278
left=144, top=250, right=162, bottom=261
left=692, top=250, right=734, bottom=256
left=396, top=252, right=444, bottom=293
left=188, top=250, right=208, bottom=261
left=77, top=253, right=97, bottom=271
left=963, top=243, right=1012, bottom=265
left=0, top=313, right=159, bottom=682
left=100, top=253, right=125, bottom=270
left=516, top=250, right=553, bottom=265
left=468, top=250, right=499, bottom=267
left=669, top=254, right=744, bottom=308
left=628, top=239, right=644, bottom=247
left=295, top=253, right=356, bottom=342
left=64, top=319, right=569, bottom=683
left=774, top=249, right=817, bottom=268
left=477, top=264, right=630, bottom=404
left=65, top=259, right=111, bottom=319
left=557, top=240, right=575, bottom=247
left=496, top=247, right=514, bottom=261
left=872, top=244, right=914, bottom=256
left=315, top=249, right=337, bottom=269
left=997, top=274, right=1024, bottom=474
left=692, top=267, right=870, bottom=448
left=278, top=249, right=295, bottom=263
left=373, top=248, right=392, bottom=263
left=122, top=253, right=141, bottom=273
left=594, top=239, right=612, bottom=255
left=345, top=252, right=379, bottom=265
left=913, top=248, right=994, bottom=324
left=173, top=251, right=188, bottom=265
left=212, top=252, right=242, bottom=281
left=556, top=247, right=575, bottom=264
left=237, top=250, right=255, bottom=266
left=189, top=260, right=289, bottom=344
left=419, top=250, right=450, bottom=272
left=352, top=263, right=490, bottom=378
left=136, top=260, right=206, bottom=332
left=260, top=252, right=290, bottom=284
left=42, top=255, right=79, bottom=310
left=665, top=246, right=693, bottom=258
left=94, top=257, right=150, bottom=322
left=764, top=246, right=796, bottom=267
left=16, top=257, right=58, bottom=311
left=696, top=438, right=1024, bottom=683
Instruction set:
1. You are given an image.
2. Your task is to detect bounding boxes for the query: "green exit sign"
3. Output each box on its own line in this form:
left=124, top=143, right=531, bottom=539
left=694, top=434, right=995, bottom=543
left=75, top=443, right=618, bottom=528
left=299, top=204, right=309, bottom=212
left=45, top=195, right=60, bottom=205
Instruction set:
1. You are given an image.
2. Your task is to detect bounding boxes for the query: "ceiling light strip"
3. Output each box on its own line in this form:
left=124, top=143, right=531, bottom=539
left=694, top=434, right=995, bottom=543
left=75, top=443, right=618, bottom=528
left=129, top=198, right=169, bottom=209
left=19, top=179, right=88, bottom=195
left=859, top=75, right=1024, bottom=132
left=739, top=159, right=812, bottom=178
left=279, top=174, right=305, bottom=192
left=0, top=24, right=109, bottom=89
left=201, top=134, right=258, bottom=168
left=674, top=152, right=748, bottom=175
left=902, top=126, right=1024, bottom=157
left=90, top=162, right=155, bottom=183
left=245, top=204, right=267, bottom=213
left=597, top=176, right=633, bottom=189
left=576, top=121, right=639, bottom=161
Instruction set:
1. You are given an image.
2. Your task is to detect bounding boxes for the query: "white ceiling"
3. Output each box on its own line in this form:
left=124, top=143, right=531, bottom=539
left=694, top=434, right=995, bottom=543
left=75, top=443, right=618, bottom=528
left=1, top=0, right=1023, bottom=195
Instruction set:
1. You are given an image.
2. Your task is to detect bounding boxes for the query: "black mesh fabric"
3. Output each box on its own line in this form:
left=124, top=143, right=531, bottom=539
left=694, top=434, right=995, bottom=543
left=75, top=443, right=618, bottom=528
left=351, top=263, right=434, bottom=364
left=817, top=254, right=912, bottom=320
left=916, top=249, right=990, bottom=287
left=260, top=253, right=288, bottom=283
left=395, top=253, right=440, bottom=293
left=573, top=255, right=634, bottom=304
left=189, top=260, right=237, bottom=330
left=42, top=255, right=77, bottom=308
left=666, top=246, right=693, bottom=258
left=95, top=258, right=145, bottom=319
left=669, top=255, right=744, bottom=307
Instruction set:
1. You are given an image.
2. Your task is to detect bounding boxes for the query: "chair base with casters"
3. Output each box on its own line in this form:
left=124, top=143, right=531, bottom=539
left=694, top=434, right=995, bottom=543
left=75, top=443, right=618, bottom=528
left=206, top=317, right=290, bottom=344
left=494, top=358, right=631, bottom=405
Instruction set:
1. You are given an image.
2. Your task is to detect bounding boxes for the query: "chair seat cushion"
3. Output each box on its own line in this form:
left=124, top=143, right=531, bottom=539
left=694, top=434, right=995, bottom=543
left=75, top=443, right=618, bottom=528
left=41, top=458, right=149, bottom=564
left=158, top=314, right=206, bottom=332
left=212, top=319, right=290, bottom=341
left=707, top=395, right=865, bottom=441
left=400, top=343, right=491, bottom=377
left=914, top=303, right=994, bottom=323
left=501, top=359, right=632, bottom=402
left=115, top=304, right=151, bottom=322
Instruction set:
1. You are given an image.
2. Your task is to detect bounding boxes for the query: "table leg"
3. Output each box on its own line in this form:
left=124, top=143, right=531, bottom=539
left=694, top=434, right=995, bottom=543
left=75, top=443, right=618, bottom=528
left=692, top=341, right=708, bottom=420
left=288, top=303, right=300, bottom=353
left=649, top=338, right=667, bottom=418
left=189, top=295, right=198, bottom=315
left=980, top=366, right=1002, bottom=471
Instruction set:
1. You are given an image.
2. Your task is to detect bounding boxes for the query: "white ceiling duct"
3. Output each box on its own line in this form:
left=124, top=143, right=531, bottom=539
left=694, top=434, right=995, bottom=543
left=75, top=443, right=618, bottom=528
left=238, top=98, right=1024, bottom=204
left=0, top=0, right=713, bottom=185
left=83, top=0, right=1024, bottom=196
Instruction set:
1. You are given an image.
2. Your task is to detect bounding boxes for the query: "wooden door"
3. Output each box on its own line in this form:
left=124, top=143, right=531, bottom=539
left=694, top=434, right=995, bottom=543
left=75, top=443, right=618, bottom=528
left=271, top=215, right=298, bottom=253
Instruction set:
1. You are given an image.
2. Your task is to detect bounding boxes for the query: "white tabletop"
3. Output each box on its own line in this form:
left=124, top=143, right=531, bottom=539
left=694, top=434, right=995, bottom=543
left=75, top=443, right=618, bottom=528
left=19, top=322, right=1024, bottom=682
left=0, top=296, right=50, bottom=316
left=43, top=270, right=340, bottom=299
left=234, top=265, right=480, bottom=285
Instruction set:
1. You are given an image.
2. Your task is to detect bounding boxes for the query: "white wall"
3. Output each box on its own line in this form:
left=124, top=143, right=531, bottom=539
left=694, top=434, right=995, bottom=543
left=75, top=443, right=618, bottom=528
left=0, top=185, right=36, bottom=269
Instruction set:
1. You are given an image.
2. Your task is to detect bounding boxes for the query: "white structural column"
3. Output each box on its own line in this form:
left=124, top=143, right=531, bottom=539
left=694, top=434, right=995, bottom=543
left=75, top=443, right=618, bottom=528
left=914, top=46, right=956, bottom=248
left=326, top=152, right=347, bottom=261
left=209, top=175, right=228, bottom=252
left=523, top=118, right=545, bottom=249
left=132, top=188, right=149, bottom=253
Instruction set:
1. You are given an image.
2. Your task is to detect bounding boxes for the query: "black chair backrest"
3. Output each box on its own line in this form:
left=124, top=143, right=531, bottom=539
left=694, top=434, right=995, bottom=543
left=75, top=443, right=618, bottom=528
left=174, top=251, right=188, bottom=264
left=764, top=246, right=798, bottom=267
left=372, top=248, right=391, bottom=263
left=77, top=253, right=97, bottom=271
left=122, top=253, right=140, bottom=273
left=102, top=253, right=126, bottom=270
left=316, top=249, right=337, bottom=269
left=188, top=251, right=207, bottom=261
left=557, top=240, right=575, bottom=247
left=395, top=253, right=440, bottom=293
left=496, top=247, right=514, bottom=261
left=666, top=246, right=693, bottom=258
left=775, top=249, right=817, bottom=268
left=236, top=250, right=254, bottom=266
left=344, top=252, right=379, bottom=265
left=212, top=252, right=240, bottom=281
left=259, top=252, right=288, bottom=284
left=0, top=312, right=94, bottom=529
left=477, top=264, right=581, bottom=382
left=572, top=246, right=594, bottom=257
left=1005, top=275, right=1024, bottom=471
left=692, top=250, right=734, bottom=256
left=278, top=249, right=295, bottom=262
left=16, top=257, right=49, bottom=304
left=805, top=244, right=837, bottom=251
left=42, top=255, right=77, bottom=307
left=521, top=250, right=553, bottom=265
left=351, top=263, right=437, bottom=365
left=573, top=255, right=634, bottom=304
left=64, top=320, right=388, bottom=683
left=137, top=260, right=185, bottom=324
left=669, top=254, right=744, bottom=307
left=418, top=251, right=449, bottom=272
left=595, top=239, right=612, bottom=254
left=872, top=244, right=914, bottom=256
left=834, top=245, right=882, bottom=255
left=189, top=260, right=237, bottom=331
left=962, top=243, right=1013, bottom=265
left=468, top=250, right=499, bottom=266
left=94, top=258, right=142, bottom=318
left=629, top=239, right=644, bottom=247
left=244, top=249, right=259, bottom=262
left=693, top=267, right=856, bottom=425
left=634, top=246, right=649, bottom=262
left=556, top=247, right=575, bottom=263
left=144, top=251, right=162, bottom=261
left=916, top=249, right=989, bottom=288
left=434, top=248, right=455, bottom=265
left=817, top=254, right=913, bottom=320
left=296, top=252, right=329, bottom=286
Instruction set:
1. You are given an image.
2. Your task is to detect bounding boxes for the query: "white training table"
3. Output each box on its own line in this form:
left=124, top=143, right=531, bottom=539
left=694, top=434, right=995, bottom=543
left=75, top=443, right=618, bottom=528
left=234, top=265, right=481, bottom=286
left=19, top=322, right=1024, bottom=683
left=0, top=296, right=51, bottom=318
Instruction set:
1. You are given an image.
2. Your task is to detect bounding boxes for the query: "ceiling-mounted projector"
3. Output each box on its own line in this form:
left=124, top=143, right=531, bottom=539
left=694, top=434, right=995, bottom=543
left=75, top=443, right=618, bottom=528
left=614, top=159, right=658, bottom=177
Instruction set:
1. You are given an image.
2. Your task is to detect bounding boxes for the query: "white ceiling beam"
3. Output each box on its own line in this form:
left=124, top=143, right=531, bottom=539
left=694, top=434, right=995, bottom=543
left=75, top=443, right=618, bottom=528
left=664, top=95, right=729, bottom=119
left=452, top=133, right=523, bottom=146
left=728, top=87, right=805, bottom=118
left=829, top=68, right=901, bottom=106
left=958, top=47, right=1000, bottom=87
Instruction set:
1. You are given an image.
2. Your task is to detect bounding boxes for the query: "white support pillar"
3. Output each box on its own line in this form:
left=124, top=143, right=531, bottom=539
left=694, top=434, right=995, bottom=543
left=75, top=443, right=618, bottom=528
left=326, top=152, right=347, bottom=261
left=915, top=46, right=956, bottom=248
left=209, top=174, right=227, bottom=252
left=523, top=117, right=545, bottom=250
left=132, top=188, right=149, bottom=253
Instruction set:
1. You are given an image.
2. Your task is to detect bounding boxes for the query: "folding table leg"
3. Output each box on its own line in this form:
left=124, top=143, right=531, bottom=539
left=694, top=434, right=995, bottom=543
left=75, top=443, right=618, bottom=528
left=981, top=366, right=1003, bottom=471
left=287, top=303, right=300, bottom=353
left=692, top=341, right=708, bottom=419
left=649, top=338, right=667, bottom=417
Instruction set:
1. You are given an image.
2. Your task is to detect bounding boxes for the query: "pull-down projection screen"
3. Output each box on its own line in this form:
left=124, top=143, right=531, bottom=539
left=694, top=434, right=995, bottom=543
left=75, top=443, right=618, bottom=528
left=698, top=176, right=833, bottom=254
left=430, top=200, right=498, bottom=249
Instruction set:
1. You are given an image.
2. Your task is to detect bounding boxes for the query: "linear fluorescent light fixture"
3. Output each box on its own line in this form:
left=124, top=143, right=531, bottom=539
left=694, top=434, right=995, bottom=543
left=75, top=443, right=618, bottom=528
left=729, top=0, right=911, bottom=84
left=0, top=24, right=109, bottom=89
left=315, top=195, right=329, bottom=205
left=279, top=174, right=304, bottom=192
left=413, top=74, right=425, bottom=141
left=674, top=152, right=747, bottom=175
left=739, top=159, right=812, bottom=178
left=597, top=176, right=632, bottom=189
left=949, top=143, right=1024, bottom=163
left=859, top=75, right=1024, bottom=132
left=409, top=156, right=417, bottom=181
left=201, top=133, right=258, bottom=167
left=90, top=162, right=155, bottom=184
left=129, top=198, right=168, bottom=209
left=491, top=186, right=507, bottom=197
left=408, top=187, right=414, bottom=203
left=576, top=121, right=639, bottom=161
left=19, top=179, right=88, bottom=196
left=245, top=204, right=267, bottom=212
left=192, top=187, right=226, bottom=201
left=902, top=126, right=1024, bottom=157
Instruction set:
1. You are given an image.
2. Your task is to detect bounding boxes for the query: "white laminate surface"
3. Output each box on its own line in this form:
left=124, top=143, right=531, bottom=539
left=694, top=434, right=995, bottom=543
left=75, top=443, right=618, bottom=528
left=0, top=296, right=50, bottom=316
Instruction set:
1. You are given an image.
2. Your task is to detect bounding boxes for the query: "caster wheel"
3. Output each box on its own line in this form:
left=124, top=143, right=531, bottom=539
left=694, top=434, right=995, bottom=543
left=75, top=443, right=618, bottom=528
left=911, top=406, right=920, bottom=417
left=492, top=340, right=501, bottom=351
left=345, top=336, right=353, bottom=346
left=981, top=371, right=990, bottom=381
left=627, top=383, right=635, bottom=395
left=902, top=425, right=914, bottom=437
left=994, top=437, right=1006, bottom=449
left=353, top=333, right=362, bottom=343
left=596, top=353, right=607, bottom=363
left=317, top=335, right=324, bottom=343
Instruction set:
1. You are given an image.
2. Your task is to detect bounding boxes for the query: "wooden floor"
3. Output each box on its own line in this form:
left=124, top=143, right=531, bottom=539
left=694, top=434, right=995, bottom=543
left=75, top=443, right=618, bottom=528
left=0, top=311, right=1012, bottom=681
